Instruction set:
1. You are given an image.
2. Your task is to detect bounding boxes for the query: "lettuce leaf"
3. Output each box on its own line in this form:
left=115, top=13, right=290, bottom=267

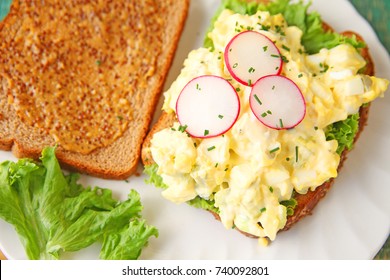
left=325, top=113, right=360, bottom=155
left=205, top=0, right=364, bottom=54
left=0, top=147, right=158, bottom=260
left=187, top=196, right=220, bottom=214
left=144, top=163, right=168, bottom=189
left=280, top=198, right=298, bottom=216
left=144, top=164, right=219, bottom=213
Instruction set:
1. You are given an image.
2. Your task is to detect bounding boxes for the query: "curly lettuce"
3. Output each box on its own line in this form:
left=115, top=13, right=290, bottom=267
left=325, top=113, right=360, bottom=155
left=144, top=164, right=219, bottom=213
left=0, top=147, right=158, bottom=260
left=205, top=0, right=364, bottom=54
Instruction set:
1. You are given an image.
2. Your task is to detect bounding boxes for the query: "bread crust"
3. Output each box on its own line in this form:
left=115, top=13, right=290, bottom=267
left=0, top=0, right=190, bottom=179
left=140, top=19, right=376, bottom=237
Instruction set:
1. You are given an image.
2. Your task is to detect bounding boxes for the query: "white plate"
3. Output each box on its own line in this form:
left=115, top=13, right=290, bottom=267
left=0, top=0, right=389, bottom=260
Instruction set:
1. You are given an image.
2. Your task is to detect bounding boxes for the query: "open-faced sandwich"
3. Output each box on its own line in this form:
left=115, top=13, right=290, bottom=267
left=142, top=0, right=389, bottom=244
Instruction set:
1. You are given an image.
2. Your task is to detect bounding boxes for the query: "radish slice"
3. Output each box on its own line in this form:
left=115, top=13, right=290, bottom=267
left=225, top=31, right=282, bottom=86
left=176, top=75, right=240, bottom=138
left=249, top=75, right=306, bottom=129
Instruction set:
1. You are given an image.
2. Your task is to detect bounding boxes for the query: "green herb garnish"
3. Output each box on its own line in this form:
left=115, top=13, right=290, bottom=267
left=178, top=124, right=188, bottom=133
left=254, top=94, right=262, bottom=105
left=207, top=146, right=216, bottom=151
left=279, top=118, right=284, bottom=128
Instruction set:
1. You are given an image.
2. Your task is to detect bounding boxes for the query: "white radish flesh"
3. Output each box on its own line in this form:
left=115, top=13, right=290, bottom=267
left=249, top=75, right=306, bottom=129
left=176, top=75, right=240, bottom=138
left=224, top=31, right=282, bottom=86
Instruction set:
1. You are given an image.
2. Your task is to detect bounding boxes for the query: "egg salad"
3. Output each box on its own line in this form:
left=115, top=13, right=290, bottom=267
left=148, top=9, right=389, bottom=241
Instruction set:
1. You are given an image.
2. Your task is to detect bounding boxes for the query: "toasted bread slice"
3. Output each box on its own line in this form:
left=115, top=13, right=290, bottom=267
left=0, top=0, right=189, bottom=179
left=141, top=11, right=375, bottom=236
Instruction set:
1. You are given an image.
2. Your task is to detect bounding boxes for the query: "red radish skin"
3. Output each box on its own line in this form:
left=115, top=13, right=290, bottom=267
left=224, top=31, right=282, bottom=87
left=176, top=75, right=240, bottom=138
left=249, top=75, right=306, bottom=130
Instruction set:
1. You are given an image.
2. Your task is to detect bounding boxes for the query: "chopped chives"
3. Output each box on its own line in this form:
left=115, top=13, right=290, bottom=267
left=269, top=186, right=274, bottom=193
left=254, top=94, right=262, bottom=105
left=320, top=64, right=329, bottom=73
left=260, top=207, right=266, bottom=213
left=282, top=45, right=290, bottom=51
left=207, top=146, right=216, bottom=151
left=204, top=130, right=209, bottom=136
left=314, top=126, right=318, bottom=130
left=269, top=147, right=280, bottom=154
left=248, top=67, right=255, bottom=73
left=196, top=83, right=201, bottom=91
left=295, top=146, right=299, bottom=162
left=298, top=73, right=303, bottom=78
left=272, top=85, right=275, bottom=90
left=261, top=112, right=267, bottom=118
left=215, top=163, right=219, bottom=168
left=286, top=157, right=290, bottom=161
left=178, top=124, right=188, bottom=132
left=233, top=63, right=238, bottom=68
left=218, top=114, right=224, bottom=119
left=279, top=119, right=284, bottom=128
left=261, top=25, right=270, bottom=31
left=271, top=54, right=279, bottom=58
left=267, top=110, right=272, bottom=115
left=248, top=79, right=252, bottom=86
left=263, top=46, right=268, bottom=52
left=224, top=167, right=229, bottom=171
left=236, top=87, right=241, bottom=92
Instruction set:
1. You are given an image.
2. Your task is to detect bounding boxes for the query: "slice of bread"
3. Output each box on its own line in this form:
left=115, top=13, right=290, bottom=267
left=0, top=0, right=189, bottom=179
left=141, top=7, right=375, bottom=236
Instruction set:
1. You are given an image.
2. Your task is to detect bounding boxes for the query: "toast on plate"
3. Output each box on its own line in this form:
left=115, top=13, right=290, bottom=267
left=0, top=0, right=189, bottom=179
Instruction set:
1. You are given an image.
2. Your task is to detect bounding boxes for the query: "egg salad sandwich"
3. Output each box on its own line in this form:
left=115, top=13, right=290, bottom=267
left=141, top=0, right=389, bottom=243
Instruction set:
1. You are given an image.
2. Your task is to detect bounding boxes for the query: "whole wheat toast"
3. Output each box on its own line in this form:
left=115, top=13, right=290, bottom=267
left=141, top=8, right=375, bottom=236
left=0, top=0, right=189, bottom=179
